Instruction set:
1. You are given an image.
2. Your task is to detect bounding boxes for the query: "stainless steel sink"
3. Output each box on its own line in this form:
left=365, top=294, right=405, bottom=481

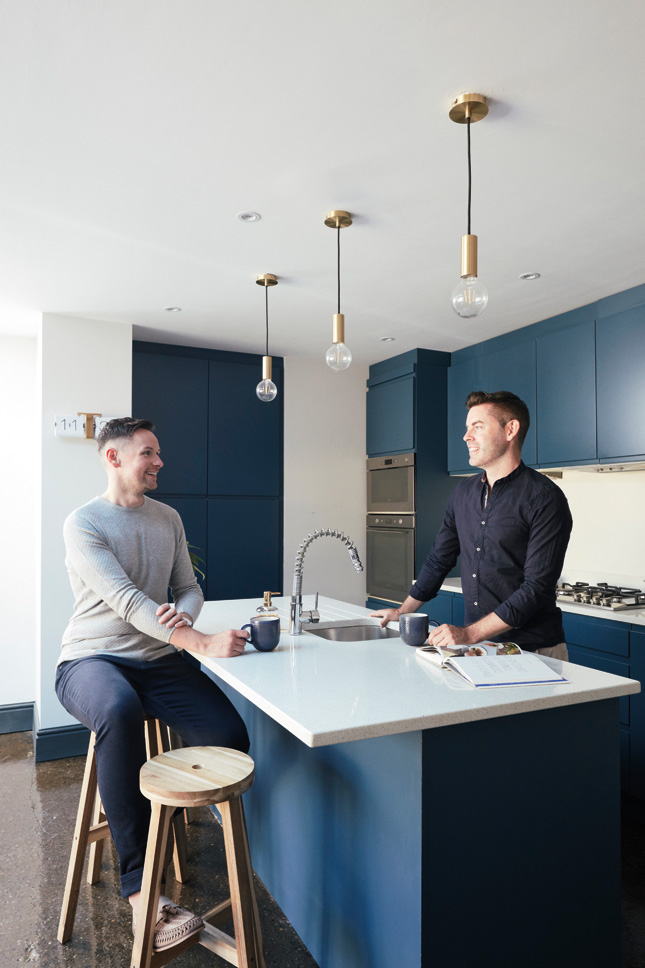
left=302, top=619, right=399, bottom=642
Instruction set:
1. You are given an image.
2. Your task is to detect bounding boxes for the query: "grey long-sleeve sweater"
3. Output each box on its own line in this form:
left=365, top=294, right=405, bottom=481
left=59, top=496, right=204, bottom=665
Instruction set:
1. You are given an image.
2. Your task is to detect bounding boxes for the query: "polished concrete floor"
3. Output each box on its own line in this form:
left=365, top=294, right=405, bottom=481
left=1, top=731, right=319, bottom=967
left=4, top=729, right=645, bottom=967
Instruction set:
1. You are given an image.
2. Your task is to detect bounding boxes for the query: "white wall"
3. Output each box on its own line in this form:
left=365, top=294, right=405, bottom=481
left=0, top=336, right=38, bottom=706
left=557, top=469, right=645, bottom=588
left=283, top=357, right=368, bottom=608
left=37, top=314, right=132, bottom=730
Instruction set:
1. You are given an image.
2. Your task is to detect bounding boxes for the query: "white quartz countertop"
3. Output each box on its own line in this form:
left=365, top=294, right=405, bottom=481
left=191, top=597, right=640, bottom=748
left=439, top=579, right=645, bottom=626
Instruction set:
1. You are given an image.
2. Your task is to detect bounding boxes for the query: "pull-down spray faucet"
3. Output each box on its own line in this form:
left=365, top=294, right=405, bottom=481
left=289, top=529, right=363, bottom=634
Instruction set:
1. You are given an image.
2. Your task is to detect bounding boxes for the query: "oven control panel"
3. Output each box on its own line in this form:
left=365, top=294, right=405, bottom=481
left=366, top=514, right=415, bottom=528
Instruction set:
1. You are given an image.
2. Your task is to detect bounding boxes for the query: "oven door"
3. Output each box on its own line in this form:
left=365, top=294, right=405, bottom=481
left=366, top=519, right=415, bottom=604
left=366, top=454, right=415, bottom=514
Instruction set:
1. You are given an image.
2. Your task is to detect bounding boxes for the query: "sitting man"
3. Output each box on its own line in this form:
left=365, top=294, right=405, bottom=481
left=56, top=417, right=250, bottom=951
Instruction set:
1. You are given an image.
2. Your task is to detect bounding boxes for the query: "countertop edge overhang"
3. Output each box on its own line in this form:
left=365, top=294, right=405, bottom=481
left=191, top=597, right=640, bottom=748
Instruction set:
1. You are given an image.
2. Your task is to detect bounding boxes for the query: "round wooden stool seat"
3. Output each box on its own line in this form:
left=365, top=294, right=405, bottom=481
left=140, top=746, right=255, bottom=809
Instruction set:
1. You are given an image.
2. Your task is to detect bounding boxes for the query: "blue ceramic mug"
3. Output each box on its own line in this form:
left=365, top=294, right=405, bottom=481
left=398, top=612, right=430, bottom=647
left=241, top=615, right=281, bottom=652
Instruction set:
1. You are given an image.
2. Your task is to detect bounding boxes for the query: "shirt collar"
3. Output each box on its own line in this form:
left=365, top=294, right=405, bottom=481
left=481, top=460, right=526, bottom=488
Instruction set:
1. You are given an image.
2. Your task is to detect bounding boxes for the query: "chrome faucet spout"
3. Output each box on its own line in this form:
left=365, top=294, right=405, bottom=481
left=289, top=529, right=364, bottom=634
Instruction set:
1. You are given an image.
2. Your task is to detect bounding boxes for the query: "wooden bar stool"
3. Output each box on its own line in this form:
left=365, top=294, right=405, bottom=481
left=58, top=715, right=189, bottom=945
left=131, top=745, right=264, bottom=968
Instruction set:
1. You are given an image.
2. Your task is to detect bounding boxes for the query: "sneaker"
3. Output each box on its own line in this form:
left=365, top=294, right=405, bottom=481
left=133, top=899, right=203, bottom=951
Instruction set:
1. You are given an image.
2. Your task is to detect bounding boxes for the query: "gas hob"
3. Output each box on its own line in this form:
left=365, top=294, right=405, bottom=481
left=556, top=582, right=645, bottom=611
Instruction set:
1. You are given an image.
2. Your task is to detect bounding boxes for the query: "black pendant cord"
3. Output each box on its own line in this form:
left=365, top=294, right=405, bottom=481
left=337, top=226, right=341, bottom=314
left=265, top=286, right=269, bottom=357
left=467, top=117, right=472, bottom=236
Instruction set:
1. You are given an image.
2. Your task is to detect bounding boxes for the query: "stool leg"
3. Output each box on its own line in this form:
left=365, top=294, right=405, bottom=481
left=58, top=734, right=98, bottom=944
left=220, top=798, right=266, bottom=968
left=86, top=790, right=106, bottom=884
left=130, top=801, right=172, bottom=968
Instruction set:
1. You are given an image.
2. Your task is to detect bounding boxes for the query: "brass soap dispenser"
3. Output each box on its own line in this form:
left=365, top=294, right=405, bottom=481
left=256, top=591, right=280, bottom=617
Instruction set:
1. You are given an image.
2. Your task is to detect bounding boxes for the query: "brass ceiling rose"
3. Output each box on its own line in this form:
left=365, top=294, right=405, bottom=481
left=324, top=210, right=353, bottom=229
left=449, top=92, right=488, bottom=124
left=256, top=273, right=278, bottom=287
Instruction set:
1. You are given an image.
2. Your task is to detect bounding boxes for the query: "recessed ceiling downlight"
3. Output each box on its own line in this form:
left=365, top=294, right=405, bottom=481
left=380, top=337, right=396, bottom=342
left=519, top=272, right=541, bottom=281
left=164, top=306, right=182, bottom=312
left=237, top=211, right=262, bottom=222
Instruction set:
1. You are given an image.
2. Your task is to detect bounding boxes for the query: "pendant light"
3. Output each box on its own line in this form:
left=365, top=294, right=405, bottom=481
left=255, top=273, right=278, bottom=402
left=324, top=210, right=352, bottom=371
left=449, top=93, right=489, bottom=318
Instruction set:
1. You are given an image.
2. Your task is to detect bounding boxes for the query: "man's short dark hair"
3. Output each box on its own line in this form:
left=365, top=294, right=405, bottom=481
left=96, top=417, right=155, bottom=453
left=466, top=391, right=530, bottom=448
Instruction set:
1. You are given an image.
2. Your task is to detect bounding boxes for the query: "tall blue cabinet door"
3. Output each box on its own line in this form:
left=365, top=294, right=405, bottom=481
left=208, top=361, right=282, bottom=496
left=366, top=375, right=415, bottom=457
left=152, top=496, right=208, bottom=593
left=207, top=498, right=281, bottom=602
left=132, top=353, right=209, bottom=494
left=597, top=306, right=645, bottom=459
left=485, top=342, right=537, bottom=466
left=536, top=321, right=597, bottom=465
left=447, top=357, right=485, bottom=473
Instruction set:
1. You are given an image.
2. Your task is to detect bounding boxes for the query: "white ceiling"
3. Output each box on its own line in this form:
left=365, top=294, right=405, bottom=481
left=1, top=0, right=643, bottom=364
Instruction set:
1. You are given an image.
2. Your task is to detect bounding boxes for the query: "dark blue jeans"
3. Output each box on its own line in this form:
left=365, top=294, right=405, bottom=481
left=56, top=651, right=249, bottom=898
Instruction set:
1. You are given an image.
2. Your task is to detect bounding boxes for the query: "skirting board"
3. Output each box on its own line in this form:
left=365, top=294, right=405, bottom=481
left=0, top=702, right=34, bottom=735
left=32, top=709, right=90, bottom=763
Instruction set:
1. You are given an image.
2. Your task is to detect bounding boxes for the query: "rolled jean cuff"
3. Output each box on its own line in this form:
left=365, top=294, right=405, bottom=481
left=121, top=866, right=144, bottom=899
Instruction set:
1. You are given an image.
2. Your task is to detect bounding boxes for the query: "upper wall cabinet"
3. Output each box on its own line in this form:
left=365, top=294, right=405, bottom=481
left=536, top=320, right=597, bottom=466
left=447, top=343, right=537, bottom=473
left=447, top=357, right=485, bottom=473
left=366, top=373, right=415, bottom=457
left=208, top=360, right=283, bottom=496
left=132, top=352, right=209, bottom=494
left=596, top=306, right=645, bottom=460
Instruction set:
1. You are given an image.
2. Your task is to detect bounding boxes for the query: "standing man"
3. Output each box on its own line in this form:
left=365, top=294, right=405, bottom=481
left=56, top=418, right=250, bottom=952
left=372, top=391, right=573, bottom=657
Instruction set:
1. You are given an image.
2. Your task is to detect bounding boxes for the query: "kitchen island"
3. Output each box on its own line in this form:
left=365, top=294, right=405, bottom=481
left=192, top=597, right=639, bottom=968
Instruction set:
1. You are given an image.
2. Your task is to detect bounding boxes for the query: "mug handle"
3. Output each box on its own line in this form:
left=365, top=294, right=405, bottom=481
left=241, top=623, right=254, bottom=643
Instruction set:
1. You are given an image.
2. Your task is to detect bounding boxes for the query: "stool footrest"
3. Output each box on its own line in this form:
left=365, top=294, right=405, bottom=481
left=203, top=897, right=232, bottom=927
left=87, top=820, right=111, bottom=844
left=199, top=922, right=240, bottom=965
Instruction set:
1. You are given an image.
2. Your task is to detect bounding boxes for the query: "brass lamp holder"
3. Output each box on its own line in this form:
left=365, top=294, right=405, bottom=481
left=256, top=273, right=278, bottom=287
left=450, top=93, right=488, bottom=280
left=449, top=92, right=488, bottom=124
left=324, top=210, right=352, bottom=229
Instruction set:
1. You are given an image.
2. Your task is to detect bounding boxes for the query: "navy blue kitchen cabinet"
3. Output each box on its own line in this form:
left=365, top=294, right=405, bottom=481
left=133, top=341, right=283, bottom=603
left=207, top=497, right=281, bottom=602
left=628, top=628, right=645, bottom=799
left=209, top=359, right=282, bottom=496
left=366, top=369, right=415, bottom=457
left=596, top=305, right=645, bottom=461
left=447, top=357, right=486, bottom=473
left=536, top=319, right=597, bottom=466
left=562, top=612, right=633, bottom=792
left=132, top=351, right=209, bottom=494
left=447, top=343, right=537, bottom=472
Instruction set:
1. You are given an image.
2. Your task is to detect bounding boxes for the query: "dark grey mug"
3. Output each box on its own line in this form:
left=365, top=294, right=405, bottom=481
left=241, top=615, right=281, bottom=652
left=398, top=612, right=429, bottom=647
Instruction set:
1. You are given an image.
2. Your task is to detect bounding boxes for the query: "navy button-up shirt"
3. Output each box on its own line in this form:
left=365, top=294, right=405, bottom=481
left=410, top=462, right=573, bottom=651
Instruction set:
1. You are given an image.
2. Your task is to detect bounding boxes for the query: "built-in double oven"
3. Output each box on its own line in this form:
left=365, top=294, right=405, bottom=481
left=366, top=453, right=415, bottom=604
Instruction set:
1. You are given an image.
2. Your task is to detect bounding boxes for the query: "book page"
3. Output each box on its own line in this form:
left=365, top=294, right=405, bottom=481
left=445, top=653, right=568, bottom=687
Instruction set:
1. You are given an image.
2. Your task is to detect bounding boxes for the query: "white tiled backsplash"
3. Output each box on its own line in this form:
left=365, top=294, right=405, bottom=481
left=557, top=468, right=645, bottom=590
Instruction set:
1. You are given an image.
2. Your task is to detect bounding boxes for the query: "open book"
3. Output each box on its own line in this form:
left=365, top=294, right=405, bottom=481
left=415, top=641, right=568, bottom=688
